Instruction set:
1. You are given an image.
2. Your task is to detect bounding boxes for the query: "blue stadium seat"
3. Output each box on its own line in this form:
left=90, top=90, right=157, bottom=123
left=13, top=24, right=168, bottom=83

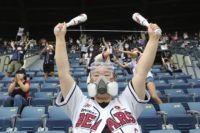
left=151, top=68, right=161, bottom=74
left=26, top=72, right=35, bottom=78
left=189, top=129, right=200, bottom=133
left=46, top=106, right=72, bottom=132
left=31, top=77, right=45, bottom=84
left=26, top=68, right=42, bottom=73
left=79, top=76, right=88, bottom=83
left=187, top=88, right=200, bottom=102
left=0, top=107, right=18, bottom=131
left=15, top=106, right=46, bottom=133
left=116, top=75, right=126, bottom=82
left=149, top=130, right=181, bottom=133
left=164, top=89, right=193, bottom=103
left=41, top=83, right=58, bottom=93
left=35, top=131, right=65, bottom=133
left=118, top=82, right=127, bottom=92
left=0, top=131, right=27, bottom=133
left=173, top=73, right=192, bottom=81
left=36, top=71, right=45, bottom=77
left=0, top=77, right=14, bottom=86
left=0, top=72, right=4, bottom=80
left=45, top=77, right=59, bottom=84
left=72, top=71, right=87, bottom=78
left=29, top=83, right=40, bottom=96
left=156, top=73, right=174, bottom=82
left=154, top=80, right=171, bottom=90
left=187, top=79, right=200, bottom=88
left=0, top=92, right=8, bottom=106
left=159, top=103, right=196, bottom=132
left=78, top=82, right=87, bottom=92
left=138, top=104, right=163, bottom=133
left=168, top=79, right=190, bottom=89
left=31, top=92, right=54, bottom=112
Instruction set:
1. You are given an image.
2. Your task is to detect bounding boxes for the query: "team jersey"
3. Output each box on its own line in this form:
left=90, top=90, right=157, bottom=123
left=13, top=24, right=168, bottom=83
left=56, top=82, right=150, bottom=133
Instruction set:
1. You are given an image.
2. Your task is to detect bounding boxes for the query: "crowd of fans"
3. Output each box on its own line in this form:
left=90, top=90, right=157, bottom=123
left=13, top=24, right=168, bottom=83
left=0, top=30, right=200, bottom=116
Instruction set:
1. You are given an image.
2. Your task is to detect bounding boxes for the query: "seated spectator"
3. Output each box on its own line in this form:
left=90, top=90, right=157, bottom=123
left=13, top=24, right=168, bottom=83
left=79, top=52, right=87, bottom=65
left=41, top=43, right=55, bottom=80
left=162, top=56, right=182, bottom=75
left=3, top=68, right=30, bottom=113
left=6, top=41, right=30, bottom=77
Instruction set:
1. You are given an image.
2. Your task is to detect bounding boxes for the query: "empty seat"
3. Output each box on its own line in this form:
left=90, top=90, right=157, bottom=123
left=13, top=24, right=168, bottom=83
left=31, top=92, right=54, bottom=112
left=168, top=79, right=190, bottom=89
left=164, top=89, right=193, bottom=103
left=41, top=83, right=58, bottom=93
left=187, top=88, right=200, bottom=101
left=187, top=79, right=200, bottom=88
left=35, top=131, right=65, bottom=133
left=138, top=104, right=163, bottom=133
left=173, top=73, right=192, bottom=81
left=15, top=106, right=46, bottom=133
left=0, top=107, right=18, bottom=131
left=0, top=131, right=27, bottom=133
left=45, top=77, right=59, bottom=84
left=159, top=103, right=196, bottom=132
left=0, top=92, right=8, bottom=106
left=31, top=77, right=45, bottom=84
left=46, top=106, right=72, bottom=132
left=29, top=83, right=40, bottom=96
left=149, top=129, right=181, bottom=133
left=154, top=80, right=170, bottom=90
left=78, top=82, right=87, bottom=92
left=189, top=129, right=200, bottom=133
left=156, top=73, right=174, bottom=82
left=0, top=77, right=14, bottom=86
left=118, top=82, right=127, bottom=92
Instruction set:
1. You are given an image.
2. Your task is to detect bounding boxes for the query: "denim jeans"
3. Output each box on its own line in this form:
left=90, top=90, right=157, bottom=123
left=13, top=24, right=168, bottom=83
left=3, top=94, right=28, bottom=113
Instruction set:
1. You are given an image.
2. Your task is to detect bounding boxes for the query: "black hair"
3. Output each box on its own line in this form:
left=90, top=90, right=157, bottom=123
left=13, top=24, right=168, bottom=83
left=16, top=68, right=27, bottom=80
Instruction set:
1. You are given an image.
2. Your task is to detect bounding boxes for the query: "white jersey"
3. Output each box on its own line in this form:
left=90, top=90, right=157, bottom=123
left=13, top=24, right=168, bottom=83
left=56, top=82, right=150, bottom=133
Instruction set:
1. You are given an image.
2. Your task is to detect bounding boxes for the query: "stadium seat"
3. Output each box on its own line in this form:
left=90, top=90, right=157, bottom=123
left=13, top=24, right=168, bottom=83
left=168, top=79, right=190, bottom=89
left=118, top=81, right=127, bottom=92
left=187, top=102, right=200, bottom=126
left=31, top=92, right=54, bottom=112
left=149, top=129, right=181, bottom=133
left=187, top=79, right=200, bottom=88
left=0, top=83, right=3, bottom=90
left=156, top=73, right=174, bottom=82
left=159, top=103, right=196, bottom=132
left=164, top=89, right=193, bottom=103
left=116, top=74, right=126, bottom=82
left=138, top=104, right=163, bottom=133
left=41, top=83, right=58, bottom=93
left=187, top=88, right=200, bottom=101
left=78, top=82, right=87, bottom=92
left=78, top=76, right=88, bottom=83
left=35, top=131, right=65, bottom=133
left=173, top=73, right=192, bottom=81
left=45, top=77, right=59, bottom=84
left=15, top=106, right=46, bottom=133
left=0, top=92, right=8, bottom=106
left=0, top=72, right=4, bottom=80
left=189, top=129, right=200, bottom=133
left=29, top=83, right=40, bottom=96
left=46, top=106, right=72, bottom=132
left=0, top=131, right=27, bottom=133
left=31, top=77, right=45, bottom=84
left=154, top=80, right=171, bottom=90
left=0, top=107, right=18, bottom=131
left=0, top=77, right=14, bottom=86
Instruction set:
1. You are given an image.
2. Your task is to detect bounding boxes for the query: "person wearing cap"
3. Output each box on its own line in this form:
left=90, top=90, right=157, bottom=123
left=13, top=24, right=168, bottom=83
left=41, top=42, right=55, bottom=80
left=54, top=22, right=161, bottom=132
left=4, top=68, right=30, bottom=112
left=6, top=41, right=30, bottom=77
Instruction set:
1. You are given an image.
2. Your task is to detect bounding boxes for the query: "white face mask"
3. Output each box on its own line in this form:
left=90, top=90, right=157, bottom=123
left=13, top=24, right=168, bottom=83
left=87, top=76, right=118, bottom=97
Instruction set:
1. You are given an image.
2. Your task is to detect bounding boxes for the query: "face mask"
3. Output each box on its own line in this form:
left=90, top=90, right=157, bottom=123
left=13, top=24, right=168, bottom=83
left=87, top=76, right=118, bottom=97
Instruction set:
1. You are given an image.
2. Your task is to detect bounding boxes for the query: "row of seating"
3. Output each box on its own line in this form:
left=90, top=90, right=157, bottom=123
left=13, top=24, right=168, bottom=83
left=139, top=102, right=200, bottom=133
left=0, top=106, right=71, bottom=133
left=1, top=102, right=200, bottom=133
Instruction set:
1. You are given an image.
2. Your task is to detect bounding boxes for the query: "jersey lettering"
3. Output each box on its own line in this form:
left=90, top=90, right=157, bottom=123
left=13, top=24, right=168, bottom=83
left=75, top=113, right=102, bottom=131
left=107, top=111, right=136, bottom=131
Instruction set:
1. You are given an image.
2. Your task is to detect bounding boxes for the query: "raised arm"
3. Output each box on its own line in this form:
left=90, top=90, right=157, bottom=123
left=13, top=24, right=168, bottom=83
left=118, top=49, right=138, bottom=58
left=54, top=22, right=75, bottom=98
left=132, top=23, right=161, bottom=100
left=102, top=37, right=110, bottom=58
